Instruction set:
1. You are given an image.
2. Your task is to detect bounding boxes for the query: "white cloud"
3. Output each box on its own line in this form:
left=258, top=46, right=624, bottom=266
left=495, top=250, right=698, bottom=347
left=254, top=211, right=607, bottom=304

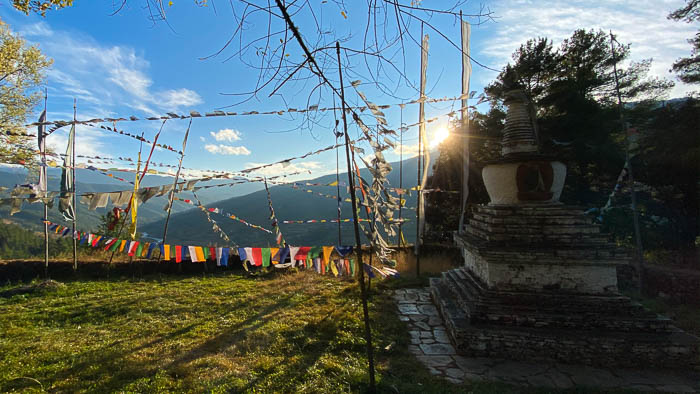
left=46, top=124, right=107, bottom=159
left=199, top=136, right=206, bottom=142
left=160, top=88, right=203, bottom=109
left=19, top=21, right=53, bottom=37
left=478, top=0, right=697, bottom=97
left=24, top=22, right=203, bottom=116
left=391, top=143, right=420, bottom=158
left=204, top=144, right=251, bottom=155
left=210, top=128, right=242, bottom=142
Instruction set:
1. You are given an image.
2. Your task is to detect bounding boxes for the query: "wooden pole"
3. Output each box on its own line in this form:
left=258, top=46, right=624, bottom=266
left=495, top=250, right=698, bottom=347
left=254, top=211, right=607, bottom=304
left=458, top=11, right=471, bottom=234
left=415, top=23, right=426, bottom=277
left=334, top=98, right=342, bottom=245
left=43, top=88, right=48, bottom=278
left=72, top=99, right=78, bottom=271
left=159, top=119, right=192, bottom=272
left=610, top=31, right=644, bottom=291
left=337, top=41, right=376, bottom=392
left=398, top=105, right=403, bottom=248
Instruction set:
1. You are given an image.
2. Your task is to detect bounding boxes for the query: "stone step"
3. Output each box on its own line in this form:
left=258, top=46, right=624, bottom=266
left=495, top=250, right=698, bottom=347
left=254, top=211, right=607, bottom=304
left=478, top=248, right=630, bottom=262
left=468, top=218, right=601, bottom=235
left=453, top=321, right=700, bottom=369
left=437, top=274, right=672, bottom=333
left=468, top=307, right=673, bottom=332
left=472, top=212, right=594, bottom=226
left=475, top=205, right=587, bottom=217
left=465, top=226, right=610, bottom=244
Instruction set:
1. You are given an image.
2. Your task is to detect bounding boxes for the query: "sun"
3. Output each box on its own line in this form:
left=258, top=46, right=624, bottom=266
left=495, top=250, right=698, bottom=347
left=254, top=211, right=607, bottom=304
left=430, top=126, right=450, bottom=148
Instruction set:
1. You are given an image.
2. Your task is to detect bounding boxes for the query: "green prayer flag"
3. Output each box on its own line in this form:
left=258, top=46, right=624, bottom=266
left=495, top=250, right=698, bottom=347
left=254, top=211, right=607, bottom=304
left=135, top=242, right=144, bottom=257
left=308, top=246, right=322, bottom=259
left=350, top=259, right=356, bottom=276
left=203, top=247, right=210, bottom=260
left=110, top=239, right=120, bottom=252
left=261, top=248, right=271, bottom=267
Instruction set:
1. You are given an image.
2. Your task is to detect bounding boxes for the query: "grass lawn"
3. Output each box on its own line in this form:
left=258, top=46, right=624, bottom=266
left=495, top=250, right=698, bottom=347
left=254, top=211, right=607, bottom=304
left=0, top=269, right=635, bottom=393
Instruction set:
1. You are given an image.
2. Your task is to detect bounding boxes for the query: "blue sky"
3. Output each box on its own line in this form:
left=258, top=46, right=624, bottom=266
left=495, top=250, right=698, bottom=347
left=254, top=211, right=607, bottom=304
left=0, top=0, right=695, bottom=184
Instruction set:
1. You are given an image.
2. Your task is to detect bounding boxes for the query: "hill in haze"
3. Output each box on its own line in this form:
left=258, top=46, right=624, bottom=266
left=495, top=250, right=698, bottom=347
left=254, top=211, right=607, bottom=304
left=0, top=166, right=259, bottom=233
left=141, top=155, right=435, bottom=247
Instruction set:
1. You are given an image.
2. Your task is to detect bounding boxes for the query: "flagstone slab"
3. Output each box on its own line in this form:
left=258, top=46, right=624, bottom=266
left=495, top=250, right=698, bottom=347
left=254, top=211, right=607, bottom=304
left=419, top=343, right=456, bottom=355
left=433, top=329, right=450, bottom=344
left=416, top=304, right=439, bottom=316
left=462, top=372, right=485, bottom=382
left=453, top=356, right=491, bottom=374
left=398, top=304, right=419, bottom=314
left=408, top=314, right=428, bottom=322
left=427, top=316, right=443, bottom=326
left=415, top=355, right=454, bottom=368
left=446, top=368, right=465, bottom=379
left=413, top=321, right=431, bottom=331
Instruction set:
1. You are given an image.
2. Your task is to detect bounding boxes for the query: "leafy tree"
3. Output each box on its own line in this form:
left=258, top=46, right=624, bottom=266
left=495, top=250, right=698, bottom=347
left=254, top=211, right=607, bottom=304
left=96, top=210, right=140, bottom=241
left=485, top=29, right=673, bottom=204
left=0, top=19, right=52, bottom=166
left=630, top=98, right=700, bottom=248
left=0, top=221, right=71, bottom=259
left=11, top=0, right=74, bottom=16
left=668, top=0, right=700, bottom=86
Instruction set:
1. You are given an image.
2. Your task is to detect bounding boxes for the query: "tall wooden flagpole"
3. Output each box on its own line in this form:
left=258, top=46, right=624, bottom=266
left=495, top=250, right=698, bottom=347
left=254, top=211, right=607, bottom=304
left=159, top=119, right=192, bottom=267
left=458, top=12, right=472, bottom=234
left=610, top=31, right=644, bottom=290
left=337, top=41, right=376, bottom=392
left=415, top=23, right=428, bottom=277
left=42, top=88, right=49, bottom=278
left=72, top=99, right=78, bottom=271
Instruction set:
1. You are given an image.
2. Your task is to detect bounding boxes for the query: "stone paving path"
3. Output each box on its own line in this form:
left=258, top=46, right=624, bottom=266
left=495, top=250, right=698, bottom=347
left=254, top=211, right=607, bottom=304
left=393, top=288, right=700, bottom=393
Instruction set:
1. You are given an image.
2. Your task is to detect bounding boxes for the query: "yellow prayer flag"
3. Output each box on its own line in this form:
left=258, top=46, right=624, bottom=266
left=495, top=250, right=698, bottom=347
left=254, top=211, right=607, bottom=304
left=195, top=247, right=205, bottom=262
left=331, top=261, right=339, bottom=277
left=129, top=151, right=141, bottom=240
left=270, top=247, right=280, bottom=263
left=119, top=240, right=127, bottom=252
left=328, top=180, right=338, bottom=186
left=164, top=244, right=171, bottom=260
left=322, top=246, right=334, bottom=269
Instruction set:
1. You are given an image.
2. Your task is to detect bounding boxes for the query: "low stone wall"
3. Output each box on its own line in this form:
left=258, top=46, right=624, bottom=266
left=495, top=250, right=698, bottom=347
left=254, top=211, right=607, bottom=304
left=617, top=263, right=700, bottom=305
left=0, top=244, right=462, bottom=283
left=390, top=244, right=462, bottom=277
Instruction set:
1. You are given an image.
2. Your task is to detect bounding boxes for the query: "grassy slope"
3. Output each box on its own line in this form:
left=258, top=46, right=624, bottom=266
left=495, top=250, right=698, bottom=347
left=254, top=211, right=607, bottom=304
left=0, top=271, right=559, bottom=394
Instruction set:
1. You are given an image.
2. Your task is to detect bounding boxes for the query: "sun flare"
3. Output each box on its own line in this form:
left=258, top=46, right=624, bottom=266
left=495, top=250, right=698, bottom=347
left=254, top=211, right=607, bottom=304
left=430, top=126, right=450, bottom=148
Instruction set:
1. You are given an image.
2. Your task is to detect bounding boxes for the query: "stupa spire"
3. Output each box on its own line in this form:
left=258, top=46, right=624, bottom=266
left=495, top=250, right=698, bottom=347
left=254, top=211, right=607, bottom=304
left=501, top=90, right=539, bottom=156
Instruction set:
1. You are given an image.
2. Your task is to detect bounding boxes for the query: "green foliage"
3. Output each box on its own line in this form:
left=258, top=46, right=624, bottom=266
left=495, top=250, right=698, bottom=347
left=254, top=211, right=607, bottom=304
left=668, top=0, right=700, bottom=86
left=0, top=19, right=52, bottom=167
left=96, top=210, right=140, bottom=241
left=0, top=221, right=71, bottom=259
left=484, top=29, right=673, bottom=204
left=11, top=0, right=74, bottom=16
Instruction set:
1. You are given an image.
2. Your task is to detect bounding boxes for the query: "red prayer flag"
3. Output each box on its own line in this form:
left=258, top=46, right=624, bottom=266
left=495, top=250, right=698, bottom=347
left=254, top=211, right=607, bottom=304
left=209, top=247, right=216, bottom=261
left=175, top=246, right=182, bottom=263
left=295, top=246, right=311, bottom=261
left=104, top=239, right=117, bottom=251
left=252, top=248, right=263, bottom=266
left=128, top=241, right=140, bottom=256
